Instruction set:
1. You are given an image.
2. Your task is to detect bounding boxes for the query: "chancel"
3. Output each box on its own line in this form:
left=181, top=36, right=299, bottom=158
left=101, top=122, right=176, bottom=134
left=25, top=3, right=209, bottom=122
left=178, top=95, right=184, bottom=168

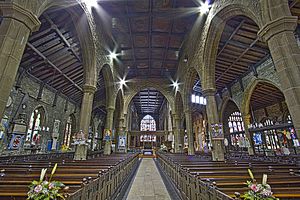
left=0, top=0, right=300, bottom=199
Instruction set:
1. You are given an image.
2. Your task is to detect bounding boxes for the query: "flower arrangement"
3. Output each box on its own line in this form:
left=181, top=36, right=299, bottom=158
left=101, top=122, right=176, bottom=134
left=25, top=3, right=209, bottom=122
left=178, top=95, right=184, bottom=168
left=61, top=144, right=71, bottom=152
left=242, top=169, right=279, bottom=200
left=27, top=163, right=65, bottom=200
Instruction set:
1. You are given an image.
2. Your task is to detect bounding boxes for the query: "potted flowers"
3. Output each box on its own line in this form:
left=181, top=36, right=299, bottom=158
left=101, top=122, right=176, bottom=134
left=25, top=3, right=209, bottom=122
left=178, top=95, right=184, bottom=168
left=27, top=163, right=65, bottom=200
left=241, top=169, right=279, bottom=200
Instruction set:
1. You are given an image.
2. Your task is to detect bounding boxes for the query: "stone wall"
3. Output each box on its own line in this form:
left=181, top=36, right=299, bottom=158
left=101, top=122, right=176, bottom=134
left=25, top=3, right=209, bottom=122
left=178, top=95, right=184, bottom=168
left=219, top=57, right=281, bottom=114
left=2, top=73, right=80, bottom=153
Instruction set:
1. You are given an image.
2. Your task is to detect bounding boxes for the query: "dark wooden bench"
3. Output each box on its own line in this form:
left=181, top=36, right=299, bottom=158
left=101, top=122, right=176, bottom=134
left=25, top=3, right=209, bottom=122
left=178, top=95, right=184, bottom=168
left=157, top=152, right=300, bottom=200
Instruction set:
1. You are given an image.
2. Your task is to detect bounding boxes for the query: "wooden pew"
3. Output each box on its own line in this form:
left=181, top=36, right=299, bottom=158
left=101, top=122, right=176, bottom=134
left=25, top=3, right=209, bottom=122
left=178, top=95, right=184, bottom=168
left=157, top=152, right=300, bottom=200
left=0, top=153, right=139, bottom=200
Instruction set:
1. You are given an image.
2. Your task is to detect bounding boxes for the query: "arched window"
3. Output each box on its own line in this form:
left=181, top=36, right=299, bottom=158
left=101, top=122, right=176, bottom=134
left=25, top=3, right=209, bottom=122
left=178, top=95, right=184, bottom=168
left=63, top=115, right=75, bottom=147
left=26, top=106, right=46, bottom=145
left=140, top=115, right=156, bottom=131
left=228, top=112, right=244, bottom=133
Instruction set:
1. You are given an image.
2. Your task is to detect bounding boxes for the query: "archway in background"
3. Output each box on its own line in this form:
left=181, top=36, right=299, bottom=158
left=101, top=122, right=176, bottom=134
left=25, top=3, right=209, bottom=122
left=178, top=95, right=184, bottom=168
left=221, top=100, right=245, bottom=151
left=246, top=81, right=298, bottom=155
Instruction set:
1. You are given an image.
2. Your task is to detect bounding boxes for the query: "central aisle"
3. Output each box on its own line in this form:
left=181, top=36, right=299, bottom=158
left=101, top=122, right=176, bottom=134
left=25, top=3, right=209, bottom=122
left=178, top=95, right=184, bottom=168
left=126, top=158, right=171, bottom=200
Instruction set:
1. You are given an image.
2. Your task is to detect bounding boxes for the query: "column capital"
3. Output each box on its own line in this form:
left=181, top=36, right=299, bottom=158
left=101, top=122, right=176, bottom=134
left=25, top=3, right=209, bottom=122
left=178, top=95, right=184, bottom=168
left=258, top=16, right=298, bottom=42
left=202, top=88, right=216, bottom=97
left=0, top=2, right=41, bottom=32
left=82, top=84, right=97, bottom=94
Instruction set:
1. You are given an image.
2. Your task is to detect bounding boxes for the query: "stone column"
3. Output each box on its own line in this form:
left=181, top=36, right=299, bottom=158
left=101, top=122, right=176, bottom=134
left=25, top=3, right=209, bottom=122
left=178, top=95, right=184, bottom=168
left=104, top=107, right=115, bottom=155
left=258, top=7, right=300, bottom=139
left=203, top=89, right=225, bottom=161
left=185, top=109, right=195, bottom=155
left=79, top=85, right=96, bottom=136
left=0, top=2, right=40, bottom=121
left=173, top=114, right=182, bottom=153
left=242, top=114, right=254, bottom=155
left=74, top=84, right=96, bottom=160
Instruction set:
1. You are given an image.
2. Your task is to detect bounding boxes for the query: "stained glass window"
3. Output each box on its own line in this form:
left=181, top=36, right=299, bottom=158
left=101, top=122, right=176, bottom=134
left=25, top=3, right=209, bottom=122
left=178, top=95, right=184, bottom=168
left=228, top=112, right=244, bottom=133
left=140, top=115, right=156, bottom=131
left=63, top=116, right=74, bottom=147
left=26, top=107, right=45, bottom=145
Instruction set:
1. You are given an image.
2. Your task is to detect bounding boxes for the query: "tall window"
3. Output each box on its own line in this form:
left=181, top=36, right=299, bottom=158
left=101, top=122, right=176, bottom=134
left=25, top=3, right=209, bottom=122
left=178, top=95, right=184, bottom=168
left=140, top=115, right=156, bottom=131
left=228, top=112, right=244, bottom=133
left=63, top=115, right=74, bottom=147
left=26, top=107, right=45, bottom=145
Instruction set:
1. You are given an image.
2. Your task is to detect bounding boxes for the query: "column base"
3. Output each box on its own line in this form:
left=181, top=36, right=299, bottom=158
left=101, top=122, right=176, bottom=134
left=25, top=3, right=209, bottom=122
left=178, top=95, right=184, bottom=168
left=104, top=141, right=112, bottom=155
left=74, top=144, right=88, bottom=160
left=212, top=140, right=225, bottom=161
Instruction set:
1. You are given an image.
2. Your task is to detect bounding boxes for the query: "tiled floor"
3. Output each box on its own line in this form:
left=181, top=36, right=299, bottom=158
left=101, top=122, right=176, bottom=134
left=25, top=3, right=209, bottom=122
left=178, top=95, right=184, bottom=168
left=126, top=158, right=171, bottom=200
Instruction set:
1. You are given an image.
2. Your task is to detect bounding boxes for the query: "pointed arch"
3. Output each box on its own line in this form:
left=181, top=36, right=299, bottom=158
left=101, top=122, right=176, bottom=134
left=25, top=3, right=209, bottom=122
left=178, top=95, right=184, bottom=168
left=241, top=78, right=282, bottom=117
left=101, top=64, right=116, bottom=109
left=182, top=66, right=201, bottom=111
left=123, top=79, right=175, bottom=115
left=201, top=2, right=263, bottom=90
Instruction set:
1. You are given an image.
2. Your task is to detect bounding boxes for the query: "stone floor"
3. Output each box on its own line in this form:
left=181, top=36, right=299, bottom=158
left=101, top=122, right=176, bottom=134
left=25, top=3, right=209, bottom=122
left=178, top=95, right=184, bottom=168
left=126, top=158, right=171, bottom=200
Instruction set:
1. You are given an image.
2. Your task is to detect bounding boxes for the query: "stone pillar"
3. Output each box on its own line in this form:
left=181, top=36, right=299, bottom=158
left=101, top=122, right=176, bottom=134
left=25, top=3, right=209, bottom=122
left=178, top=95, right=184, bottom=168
left=242, top=114, right=255, bottom=155
left=79, top=85, right=96, bottom=136
left=74, top=84, right=96, bottom=160
left=104, top=107, right=115, bottom=155
left=258, top=4, right=300, bottom=139
left=203, top=89, right=225, bottom=161
left=173, top=114, right=182, bottom=153
left=185, top=109, right=195, bottom=155
left=0, top=2, right=41, bottom=121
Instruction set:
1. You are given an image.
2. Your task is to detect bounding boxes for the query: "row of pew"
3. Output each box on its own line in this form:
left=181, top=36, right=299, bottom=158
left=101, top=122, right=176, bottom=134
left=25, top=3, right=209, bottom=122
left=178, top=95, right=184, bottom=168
left=0, top=152, right=139, bottom=199
left=157, top=152, right=300, bottom=200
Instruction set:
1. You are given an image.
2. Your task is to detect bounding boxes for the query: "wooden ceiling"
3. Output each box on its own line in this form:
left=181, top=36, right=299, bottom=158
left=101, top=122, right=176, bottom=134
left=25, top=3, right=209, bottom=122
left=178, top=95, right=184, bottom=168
left=290, top=0, right=300, bottom=23
left=19, top=6, right=107, bottom=104
left=132, top=88, right=165, bottom=114
left=100, top=0, right=198, bottom=79
left=20, top=7, right=84, bottom=103
left=250, top=82, right=285, bottom=111
left=216, top=15, right=269, bottom=91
